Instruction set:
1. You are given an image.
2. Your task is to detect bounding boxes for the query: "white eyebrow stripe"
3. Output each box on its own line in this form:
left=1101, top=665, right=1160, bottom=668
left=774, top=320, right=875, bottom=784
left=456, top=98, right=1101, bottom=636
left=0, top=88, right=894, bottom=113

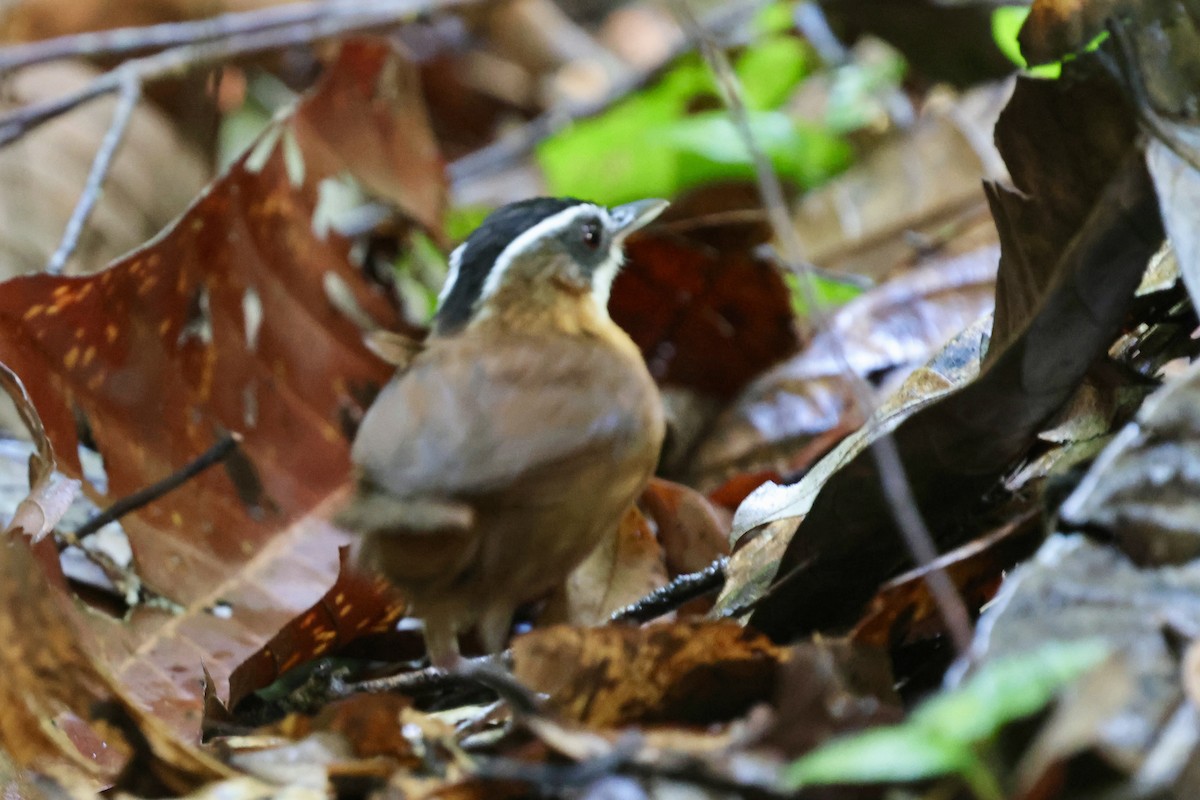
left=478, top=203, right=605, bottom=304
left=436, top=242, right=467, bottom=309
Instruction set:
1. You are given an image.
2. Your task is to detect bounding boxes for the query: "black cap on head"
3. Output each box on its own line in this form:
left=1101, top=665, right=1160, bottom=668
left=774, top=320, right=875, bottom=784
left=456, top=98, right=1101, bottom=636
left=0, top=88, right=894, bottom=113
left=433, top=197, right=588, bottom=335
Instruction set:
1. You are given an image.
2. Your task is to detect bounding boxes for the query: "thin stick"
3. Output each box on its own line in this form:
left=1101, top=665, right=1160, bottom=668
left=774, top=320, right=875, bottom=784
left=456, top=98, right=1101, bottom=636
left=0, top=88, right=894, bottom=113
left=0, top=0, right=473, bottom=147
left=668, top=0, right=973, bottom=656
left=0, top=0, right=379, bottom=73
left=332, top=653, right=509, bottom=698
left=46, top=71, right=141, bottom=275
left=73, top=433, right=240, bottom=539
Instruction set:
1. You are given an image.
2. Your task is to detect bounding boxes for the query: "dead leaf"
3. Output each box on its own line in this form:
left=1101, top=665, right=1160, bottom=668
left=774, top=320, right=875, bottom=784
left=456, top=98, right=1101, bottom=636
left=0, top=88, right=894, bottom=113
left=742, top=60, right=1164, bottom=642
left=0, top=0, right=295, bottom=42
left=963, top=534, right=1197, bottom=784
left=791, top=82, right=1009, bottom=281
left=639, top=477, right=729, bottom=577
left=0, top=526, right=237, bottom=793
left=0, top=60, right=209, bottom=280
left=715, top=313, right=990, bottom=618
left=545, top=505, right=668, bottom=628
left=851, top=508, right=1043, bottom=650
left=0, top=532, right=131, bottom=790
left=821, top=0, right=1015, bottom=86
left=1147, top=124, right=1200, bottom=317
left=0, top=361, right=79, bottom=542
left=614, top=195, right=799, bottom=402
left=1060, top=358, right=1200, bottom=565
left=0, top=38, right=438, bottom=738
left=511, top=621, right=787, bottom=728
left=227, top=547, right=408, bottom=709
left=1019, top=0, right=1123, bottom=65
left=690, top=242, right=998, bottom=488
left=764, top=638, right=902, bottom=758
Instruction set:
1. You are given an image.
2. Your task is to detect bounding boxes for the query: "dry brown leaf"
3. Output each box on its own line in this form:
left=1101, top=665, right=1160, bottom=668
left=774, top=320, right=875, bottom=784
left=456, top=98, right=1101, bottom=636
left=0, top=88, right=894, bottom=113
left=1020, top=0, right=1123, bottom=65
left=545, top=505, right=667, bottom=627
left=0, top=61, right=209, bottom=280
left=0, top=0, right=296, bottom=41
left=690, top=243, right=998, bottom=488
left=764, top=638, right=901, bottom=758
left=791, top=83, right=1009, bottom=281
left=0, top=529, right=235, bottom=793
left=851, top=508, right=1043, bottom=650
left=512, top=621, right=787, bottom=728
left=743, top=65, right=1163, bottom=641
left=639, top=477, right=729, bottom=577
left=228, top=548, right=409, bottom=708
left=0, top=361, right=79, bottom=541
left=968, top=534, right=1196, bottom=788
left=0, top=38, right=440, bottom=739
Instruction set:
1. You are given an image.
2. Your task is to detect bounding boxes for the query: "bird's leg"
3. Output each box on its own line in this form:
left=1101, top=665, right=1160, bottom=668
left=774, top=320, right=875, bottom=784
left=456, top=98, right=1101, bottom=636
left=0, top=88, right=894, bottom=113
left=477, top=604, right=515, bottom=655
left=423, top=620, right=462, bottom=670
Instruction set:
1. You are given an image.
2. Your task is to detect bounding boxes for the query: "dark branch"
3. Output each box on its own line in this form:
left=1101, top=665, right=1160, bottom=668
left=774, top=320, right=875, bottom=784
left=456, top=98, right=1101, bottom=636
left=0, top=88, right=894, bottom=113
left=610, top=558, right=728, bottom=624
left=74, top=433, right=240, bottom=539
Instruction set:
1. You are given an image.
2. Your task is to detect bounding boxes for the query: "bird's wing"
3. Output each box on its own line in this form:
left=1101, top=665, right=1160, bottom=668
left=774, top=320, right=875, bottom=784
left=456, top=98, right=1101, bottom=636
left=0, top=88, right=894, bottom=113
left=350, top=332, right=650, bottom=500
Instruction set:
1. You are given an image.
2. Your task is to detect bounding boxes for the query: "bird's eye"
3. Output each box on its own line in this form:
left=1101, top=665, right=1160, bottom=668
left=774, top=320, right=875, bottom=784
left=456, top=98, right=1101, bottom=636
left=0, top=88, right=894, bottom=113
left=580, top=221, right=602, bottom=250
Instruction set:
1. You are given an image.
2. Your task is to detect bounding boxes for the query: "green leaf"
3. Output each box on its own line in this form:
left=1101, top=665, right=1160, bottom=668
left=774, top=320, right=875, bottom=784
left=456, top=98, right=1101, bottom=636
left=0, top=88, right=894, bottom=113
left=445, top=205, right=491, bottom=243
left=537, top=42, right=833, bottom=205
left=786, top=727, right=974, bottom=786
left=753, top=0, right=795, bottom=35
left=823, top=46, right=907, bottom=134
left=991, top=6, right=1062, bottom=79
left=785, top=640, right=1110, bottom=796
left=736, top=37, right=811, bottom=110
left=914, top=639, right=1110, bottom=741
left=785, top=271, right=865, bottom=315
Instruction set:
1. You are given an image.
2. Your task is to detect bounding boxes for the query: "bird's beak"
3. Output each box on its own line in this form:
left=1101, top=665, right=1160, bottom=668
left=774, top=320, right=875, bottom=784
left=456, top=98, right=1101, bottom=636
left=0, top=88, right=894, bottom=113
left=609, top=199, right=670, bottom=239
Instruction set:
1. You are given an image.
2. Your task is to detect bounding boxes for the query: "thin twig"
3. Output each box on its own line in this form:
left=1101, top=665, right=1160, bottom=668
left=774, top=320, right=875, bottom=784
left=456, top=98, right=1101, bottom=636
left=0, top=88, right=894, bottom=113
left=331, top=652, right=509, bottom=698
left=610, top=557, right=727, bottom=623
left=46, top=70, right=141, bottom=275
left=73, top=433, right=240, bottom=539
left=667, top=0, right=973, bottom=656
left=0, top=0, right=474, bottom=147
left=0, top=0, right=388, bottom=73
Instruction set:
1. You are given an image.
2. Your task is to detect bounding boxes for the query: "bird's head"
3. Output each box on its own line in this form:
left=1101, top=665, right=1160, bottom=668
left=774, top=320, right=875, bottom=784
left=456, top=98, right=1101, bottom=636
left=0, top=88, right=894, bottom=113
left=431, top=197, right=668, bottom=335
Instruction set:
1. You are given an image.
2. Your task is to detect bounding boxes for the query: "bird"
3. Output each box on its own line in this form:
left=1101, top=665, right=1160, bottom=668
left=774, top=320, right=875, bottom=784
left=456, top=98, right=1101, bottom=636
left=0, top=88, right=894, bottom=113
left=337, top=197, right=669, bottom=667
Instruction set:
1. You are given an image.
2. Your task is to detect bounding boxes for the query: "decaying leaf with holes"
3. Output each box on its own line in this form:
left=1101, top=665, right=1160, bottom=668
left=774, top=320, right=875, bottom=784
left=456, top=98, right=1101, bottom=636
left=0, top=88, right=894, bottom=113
left=0, top=38, right=442, bottom=739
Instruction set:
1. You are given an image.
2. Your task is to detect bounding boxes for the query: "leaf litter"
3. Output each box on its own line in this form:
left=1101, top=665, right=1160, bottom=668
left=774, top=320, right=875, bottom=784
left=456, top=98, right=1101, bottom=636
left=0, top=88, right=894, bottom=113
left=3, top=1, right=1200, bottom=798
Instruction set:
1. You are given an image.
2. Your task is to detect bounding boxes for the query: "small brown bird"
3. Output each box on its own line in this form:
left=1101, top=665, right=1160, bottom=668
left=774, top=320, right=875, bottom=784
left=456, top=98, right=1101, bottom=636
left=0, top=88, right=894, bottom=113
left=338, top=197, right=668, bottom=667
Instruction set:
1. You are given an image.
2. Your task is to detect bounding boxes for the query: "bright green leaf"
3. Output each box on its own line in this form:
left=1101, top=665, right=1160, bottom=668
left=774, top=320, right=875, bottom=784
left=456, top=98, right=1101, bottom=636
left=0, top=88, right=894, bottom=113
left=736, top=37, right=811, bottom=110
left=445, top=205, right=491, bottom=243
left=665, top=111, right=851, bottom=187
left=753, top=0, right=795, bottom=35
left=785, top=640, right=1110, bottom=796
left=785, top=271, right=865, bottom=315
left=991, top=6, right=1062, bottom=78
left=991, top=6, right=1030, bottom=67
left=914, top=639, right=1110, bottom=741
left=786, top=727, right=973, bottom=785
left=537, top=42, right=838, bottom=205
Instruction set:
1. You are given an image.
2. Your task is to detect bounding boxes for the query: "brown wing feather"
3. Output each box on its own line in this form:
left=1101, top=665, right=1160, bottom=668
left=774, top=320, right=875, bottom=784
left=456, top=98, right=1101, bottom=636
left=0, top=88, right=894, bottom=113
left=350, top=331, right=651, bottom=501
